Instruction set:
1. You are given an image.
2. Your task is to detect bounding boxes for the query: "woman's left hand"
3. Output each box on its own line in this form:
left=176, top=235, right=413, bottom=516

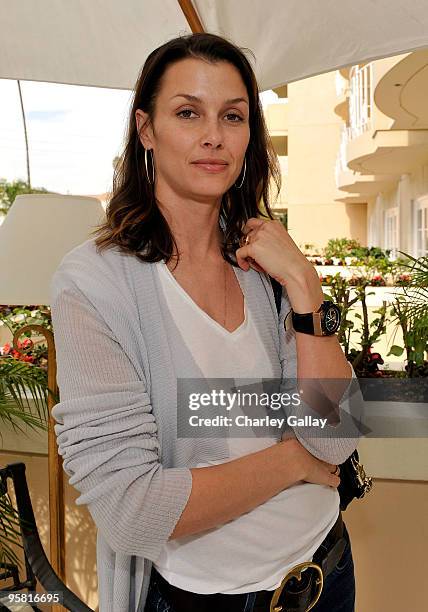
left=236, top=218, right=324, bottom=313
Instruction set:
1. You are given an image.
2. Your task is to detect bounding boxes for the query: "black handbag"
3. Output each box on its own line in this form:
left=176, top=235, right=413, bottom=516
left=269, top=275, right=373, bottom=510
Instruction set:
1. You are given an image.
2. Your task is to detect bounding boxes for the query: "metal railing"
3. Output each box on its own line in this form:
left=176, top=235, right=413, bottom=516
left=335, top=63, right=374, bottom=187
left=348, top=63, right=373, bottom=139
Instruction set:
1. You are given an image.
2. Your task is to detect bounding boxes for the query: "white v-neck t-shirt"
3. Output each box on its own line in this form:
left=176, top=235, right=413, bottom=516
left=153, top=260, right=339, bottom=594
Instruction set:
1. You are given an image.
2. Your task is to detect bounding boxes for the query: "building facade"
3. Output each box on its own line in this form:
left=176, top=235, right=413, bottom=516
left=264, top=50, right=428, bottom=257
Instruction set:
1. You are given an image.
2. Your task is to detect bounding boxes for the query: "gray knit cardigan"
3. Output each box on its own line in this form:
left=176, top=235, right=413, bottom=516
left=49, top=238, right=359, bottom=612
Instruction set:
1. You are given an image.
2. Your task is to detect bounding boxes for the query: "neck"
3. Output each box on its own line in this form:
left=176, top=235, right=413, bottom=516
left=157, top=198, right=225, bottom=264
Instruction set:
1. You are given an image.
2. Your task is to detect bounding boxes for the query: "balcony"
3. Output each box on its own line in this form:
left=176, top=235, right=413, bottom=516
left=335, top=125, right=395, bottom=199
left=334, top=71, right=349, bottom=121
left=374, top=49, right=428, bottom=129
left=338, top=57, right=428, bottom=179
left=348, top=126, right=428, bottom=175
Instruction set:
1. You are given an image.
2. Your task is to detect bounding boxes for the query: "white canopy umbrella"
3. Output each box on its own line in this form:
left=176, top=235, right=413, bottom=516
left=1, top=0, right=428, bottom=91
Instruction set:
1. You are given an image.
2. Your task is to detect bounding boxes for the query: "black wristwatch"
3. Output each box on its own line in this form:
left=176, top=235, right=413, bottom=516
left=285, top=300, right=341, bottom=336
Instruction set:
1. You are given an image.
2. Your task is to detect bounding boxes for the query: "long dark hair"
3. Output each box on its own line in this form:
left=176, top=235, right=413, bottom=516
left=91, top=32, right=281, bottom=268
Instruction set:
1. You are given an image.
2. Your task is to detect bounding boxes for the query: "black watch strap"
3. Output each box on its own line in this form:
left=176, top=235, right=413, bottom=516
left=291, top=302, right=324, bottom=335
left=292, top=311, right=317, bottom=335
left=285, top=301, right=341, bottom=336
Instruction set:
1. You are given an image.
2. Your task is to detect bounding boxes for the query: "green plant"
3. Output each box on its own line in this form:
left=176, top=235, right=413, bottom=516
left=320, top=249, right=428, bottom=377
left=369, top=274, right=386, bottom=287
left=323, top=237, right=361, bottom=260
left=321, top=273, right=361, bottom=358
left=0, top=306, right=51, bottom=368
left=387, top=253, right=428, bottom=376
left=0, top=310, right=54, bottom=570
left=388, top=298, right=428, bottom=376
left=0, top=358, right=52, bottom=570
left=395, top=273, right=412, bottom=286
left=321, top=272, right=389, bottom=374
left=351, top=299, right=388, bottom=375
left=0, top=485, right=24, bottom=570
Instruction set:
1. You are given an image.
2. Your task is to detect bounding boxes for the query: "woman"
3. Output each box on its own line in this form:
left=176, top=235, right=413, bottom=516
left=50, top=33, right=359, bottom=612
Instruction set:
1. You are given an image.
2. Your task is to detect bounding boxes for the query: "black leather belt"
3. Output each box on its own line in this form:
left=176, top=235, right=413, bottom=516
left=150, top=511, right=348, bottom=612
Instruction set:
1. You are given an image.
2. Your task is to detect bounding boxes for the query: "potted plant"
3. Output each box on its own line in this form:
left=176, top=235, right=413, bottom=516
left=0, top=305, right=52, bottom=570
left=387, top=253, right=428, bottom=377
left=369, top=274, right=386, bottom=287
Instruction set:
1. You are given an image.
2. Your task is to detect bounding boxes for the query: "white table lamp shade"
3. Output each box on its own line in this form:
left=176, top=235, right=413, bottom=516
left=0, top=194, right=106, bottom=305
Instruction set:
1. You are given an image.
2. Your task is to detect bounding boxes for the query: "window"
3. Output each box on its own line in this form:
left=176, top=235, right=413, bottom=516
left=384, top=207, right=399, bottom=259
left=414, top=197, right=428, bottom=257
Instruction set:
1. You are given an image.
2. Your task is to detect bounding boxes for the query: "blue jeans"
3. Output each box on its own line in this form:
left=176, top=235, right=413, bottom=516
left=145, top=524, right=355, bottom=612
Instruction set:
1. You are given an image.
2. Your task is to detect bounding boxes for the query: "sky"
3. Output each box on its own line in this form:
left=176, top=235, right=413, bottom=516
left=0, top=79, right=278, bottom=197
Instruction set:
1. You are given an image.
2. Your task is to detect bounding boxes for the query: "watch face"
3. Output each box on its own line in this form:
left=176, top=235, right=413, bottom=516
left=324, top=305, right=341, bottom=333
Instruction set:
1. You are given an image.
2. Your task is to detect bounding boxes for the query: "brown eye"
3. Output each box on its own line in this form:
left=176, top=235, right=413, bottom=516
left=177, top=109, right=197, bottom=118
left=225, top=113, right=243, bottom=122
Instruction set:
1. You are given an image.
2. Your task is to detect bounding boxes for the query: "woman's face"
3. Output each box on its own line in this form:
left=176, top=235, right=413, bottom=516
left=136, top=57, right=250, bottom=202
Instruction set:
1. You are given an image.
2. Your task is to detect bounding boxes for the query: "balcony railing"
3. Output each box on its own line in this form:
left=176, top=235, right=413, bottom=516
left=348, top=63, right=373, bottom=138
left=335, top=64, right=374, bottom=187
left=335, top=71, right=348, bottom=97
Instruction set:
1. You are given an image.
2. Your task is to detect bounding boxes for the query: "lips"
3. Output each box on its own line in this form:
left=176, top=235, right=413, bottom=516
left=192, top=159, right=228, bottom=165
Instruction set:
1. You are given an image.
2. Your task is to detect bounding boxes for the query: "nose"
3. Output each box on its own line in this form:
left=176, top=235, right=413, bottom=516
left=200, top=118, right=224, bottom=149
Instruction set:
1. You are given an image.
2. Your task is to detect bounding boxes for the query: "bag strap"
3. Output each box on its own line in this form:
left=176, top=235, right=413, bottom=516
left=269, top=275, right=282, bottom=316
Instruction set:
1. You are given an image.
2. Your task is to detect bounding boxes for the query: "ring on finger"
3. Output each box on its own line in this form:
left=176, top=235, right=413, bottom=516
left=239, top=233, right=252, bottom=248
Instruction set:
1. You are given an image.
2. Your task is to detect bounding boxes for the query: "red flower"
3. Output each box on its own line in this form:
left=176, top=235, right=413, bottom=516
left=2, top=342, right=11, bottom=355
left=21, top=355, right=35, bottom=363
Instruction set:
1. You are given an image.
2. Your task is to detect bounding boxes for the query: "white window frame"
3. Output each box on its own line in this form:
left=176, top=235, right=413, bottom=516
left=413, top=196, right=428, bottom=257
left=384, top=207, right=399, bottom=259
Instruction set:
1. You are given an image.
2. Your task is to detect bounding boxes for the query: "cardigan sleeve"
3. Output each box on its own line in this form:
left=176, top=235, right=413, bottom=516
left=50, top=274, right=193, bottom=562
left=277, top=286, right=364, bottom=464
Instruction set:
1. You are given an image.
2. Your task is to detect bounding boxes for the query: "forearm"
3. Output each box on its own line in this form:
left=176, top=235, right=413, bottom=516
left=169, top=441, right=300, bottom=540
left=286, top=267, right=352, bottom=419
left=295, top=333, right=353, bottom=421
left=295, top=331, right=351, bottom=380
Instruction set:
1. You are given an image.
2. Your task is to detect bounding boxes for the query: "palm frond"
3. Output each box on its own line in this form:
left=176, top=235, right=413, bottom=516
left=0, top=490, right=24, bottom=569
left=0, top=359, right=49, bottom=428
left=395, top=253, right=428, bottom=334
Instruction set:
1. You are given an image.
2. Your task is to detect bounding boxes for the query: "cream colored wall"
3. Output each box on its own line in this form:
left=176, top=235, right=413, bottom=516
left=345, top=478, right=428, bottom=611
left=290, top=203, right=367, bottom=249
left=1, top=450, right=427, bottom=611
left=285, top=71, right=367, bottom=250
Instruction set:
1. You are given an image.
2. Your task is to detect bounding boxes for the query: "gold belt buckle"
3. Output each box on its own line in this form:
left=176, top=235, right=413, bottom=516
left=270, top=561, right=324, bottom=612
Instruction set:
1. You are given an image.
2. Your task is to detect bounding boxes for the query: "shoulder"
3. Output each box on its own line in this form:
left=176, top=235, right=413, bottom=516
left=53, top=238, right=127, bottom=273
left=49, top=238, right=148, bottom=304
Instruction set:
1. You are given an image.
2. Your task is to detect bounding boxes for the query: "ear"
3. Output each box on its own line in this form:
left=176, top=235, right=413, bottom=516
left=135, top=109, right=154, bottom=149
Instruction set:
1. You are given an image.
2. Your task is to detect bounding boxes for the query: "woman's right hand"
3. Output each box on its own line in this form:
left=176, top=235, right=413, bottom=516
left=280, top=435, right=341, bottom=489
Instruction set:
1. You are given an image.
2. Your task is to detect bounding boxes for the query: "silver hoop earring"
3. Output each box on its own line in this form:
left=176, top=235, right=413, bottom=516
left=144, top=148, right=155, bottom=185
left=234, top=157, right=246, bottom=189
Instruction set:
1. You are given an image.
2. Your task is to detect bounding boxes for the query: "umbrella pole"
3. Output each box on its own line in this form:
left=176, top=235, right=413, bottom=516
left=177, top=0, right=205, bottom=33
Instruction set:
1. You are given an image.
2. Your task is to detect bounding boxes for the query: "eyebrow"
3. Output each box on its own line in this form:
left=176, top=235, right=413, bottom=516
left=170, top=93, right=249, bottom=105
